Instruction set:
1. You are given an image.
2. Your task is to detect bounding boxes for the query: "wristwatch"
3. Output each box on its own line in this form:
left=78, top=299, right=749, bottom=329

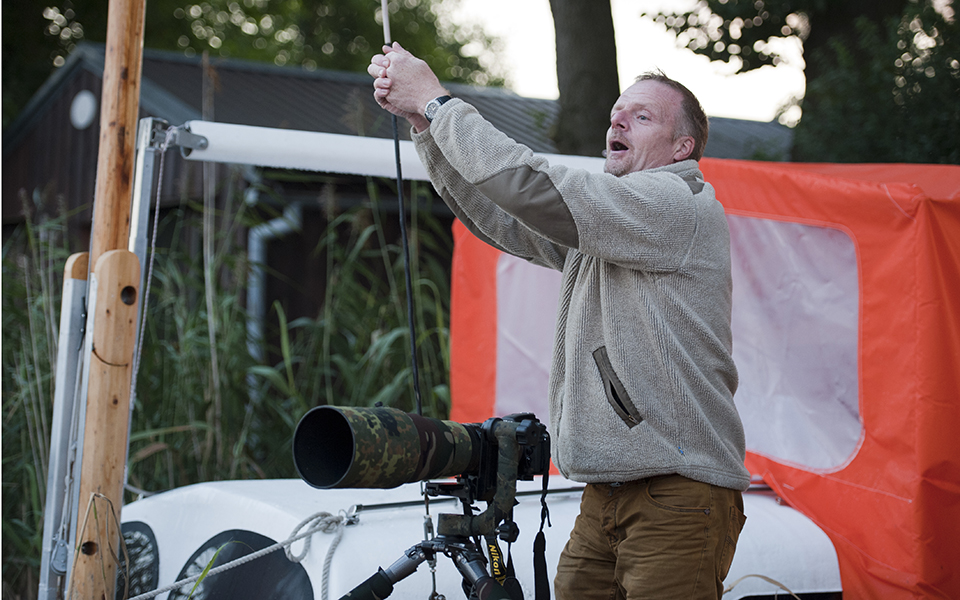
left=424, top=95, right=453, bottom=122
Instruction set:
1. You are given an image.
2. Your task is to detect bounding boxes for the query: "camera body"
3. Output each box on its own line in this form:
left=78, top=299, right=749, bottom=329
left=427, top=413, right=550, bottom=505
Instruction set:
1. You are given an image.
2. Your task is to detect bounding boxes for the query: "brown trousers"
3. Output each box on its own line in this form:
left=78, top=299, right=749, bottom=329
left=554, top=474, right=746, bottom=600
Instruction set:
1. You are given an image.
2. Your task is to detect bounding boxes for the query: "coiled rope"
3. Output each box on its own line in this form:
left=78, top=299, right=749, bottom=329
left=127, top=509, right=352, bottom=600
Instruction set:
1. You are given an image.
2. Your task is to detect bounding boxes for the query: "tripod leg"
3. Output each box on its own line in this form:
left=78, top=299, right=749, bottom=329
left=341, top=569, right=394, bottom=600
left=470, top=577, right=513, bottom=600
left=340, top=544, right=430, bottom=600
left=449, top=545, right=512, bottom=600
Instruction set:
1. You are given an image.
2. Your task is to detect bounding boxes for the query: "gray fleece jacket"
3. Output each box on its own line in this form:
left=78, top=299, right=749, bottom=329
left=414, top=99, right=750, bottom=491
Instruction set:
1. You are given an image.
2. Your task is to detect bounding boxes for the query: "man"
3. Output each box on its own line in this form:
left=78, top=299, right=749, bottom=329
left=368, top=43, right=750, bottom=600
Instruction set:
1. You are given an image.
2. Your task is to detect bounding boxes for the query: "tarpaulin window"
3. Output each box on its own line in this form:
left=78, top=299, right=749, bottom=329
left=728, top=215, right=861, bottom=471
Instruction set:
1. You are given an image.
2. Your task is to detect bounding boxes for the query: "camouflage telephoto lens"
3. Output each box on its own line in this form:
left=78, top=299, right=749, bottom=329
left=293, top=406, right=481, bottom=489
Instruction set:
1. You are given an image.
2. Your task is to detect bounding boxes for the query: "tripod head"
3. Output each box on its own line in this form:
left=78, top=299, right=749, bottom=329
left=426, top=415, right=549, bottom=539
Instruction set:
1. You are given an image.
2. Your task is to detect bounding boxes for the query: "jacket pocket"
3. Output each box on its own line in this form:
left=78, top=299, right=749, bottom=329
left=592, top=346, right=643, bottom=428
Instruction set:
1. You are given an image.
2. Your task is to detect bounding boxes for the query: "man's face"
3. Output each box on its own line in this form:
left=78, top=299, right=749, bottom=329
left=603, top=80, right=689, bottom=177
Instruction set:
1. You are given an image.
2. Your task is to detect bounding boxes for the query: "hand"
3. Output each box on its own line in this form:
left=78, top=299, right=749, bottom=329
left=368, top=43, right=448, bottom=132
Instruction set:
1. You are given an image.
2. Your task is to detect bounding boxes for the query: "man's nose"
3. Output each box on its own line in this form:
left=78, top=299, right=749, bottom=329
left=610, top=111, right=627, bottom=129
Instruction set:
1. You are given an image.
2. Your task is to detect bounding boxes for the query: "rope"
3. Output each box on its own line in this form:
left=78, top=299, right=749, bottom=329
left=316, top=513, right=349, bottom=600
left=379, top=0, right=423, bottom=417
left=284, top=508, right=353, bottom=600
left=127, top=510, right=349, bottom=600
left=68, top=493, right=130, bottom=600
left=130, top=127, right=174, bottom=403
left=722, top=573, right=802, bottom=599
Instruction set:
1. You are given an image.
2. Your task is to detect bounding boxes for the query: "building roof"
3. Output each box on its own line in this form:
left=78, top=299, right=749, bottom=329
left=6, top=42, right=791, bottom=159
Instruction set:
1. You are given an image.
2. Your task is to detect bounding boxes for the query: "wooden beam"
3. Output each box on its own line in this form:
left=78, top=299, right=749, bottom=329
left=66, top=253, right=90, bottom=281
left=71, top=0, right=146, bottom=596
left=89, top=0, right=146, bottom=269
left=71, top=250, right=140, bottom=600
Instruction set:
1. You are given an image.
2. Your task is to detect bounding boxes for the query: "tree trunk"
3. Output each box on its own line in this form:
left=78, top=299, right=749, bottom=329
left=549, top=0, right=621, bottom=156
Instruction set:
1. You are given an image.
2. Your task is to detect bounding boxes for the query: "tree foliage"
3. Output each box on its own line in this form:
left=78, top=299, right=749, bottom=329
left=645, top=0, right=958, bottom=163
left=2, top=0, right=505, bottom=126
left=644, top=0, right=908, bottom=78
left=794, top=2, right=959, bottom=163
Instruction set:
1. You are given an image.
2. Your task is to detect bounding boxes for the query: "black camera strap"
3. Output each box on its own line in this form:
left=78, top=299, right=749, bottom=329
left=503, top=550, right=523, bottom=600
left=534, top=471, right=552, bottom=600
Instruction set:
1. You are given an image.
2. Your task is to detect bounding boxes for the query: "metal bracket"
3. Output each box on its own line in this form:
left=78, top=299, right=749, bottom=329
left=168, top=126, right=209, bottom=157
left=50, top=538, right=69, bottom=575
left=138, top=118, right=170, bottom=150
left=344, top=504, right=361, bottom=526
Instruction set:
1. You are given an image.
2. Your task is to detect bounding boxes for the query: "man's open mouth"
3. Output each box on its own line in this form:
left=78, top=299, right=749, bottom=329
left=610, top=141, right=629, bottom=152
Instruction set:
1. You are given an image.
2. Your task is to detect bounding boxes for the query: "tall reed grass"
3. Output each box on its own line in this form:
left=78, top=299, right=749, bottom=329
left=2, top=192, right=74, bottom=598
left=2, top=178, right=453, bottom=598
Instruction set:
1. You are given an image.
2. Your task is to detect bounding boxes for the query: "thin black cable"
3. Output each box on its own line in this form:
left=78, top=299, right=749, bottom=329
left=391, top=113, right=423, bottom=416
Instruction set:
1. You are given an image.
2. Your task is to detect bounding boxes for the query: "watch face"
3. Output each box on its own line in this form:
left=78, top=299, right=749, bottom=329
left=425, top=100, right=440, bottom=121
left=425, top=96, right=450, bottom=122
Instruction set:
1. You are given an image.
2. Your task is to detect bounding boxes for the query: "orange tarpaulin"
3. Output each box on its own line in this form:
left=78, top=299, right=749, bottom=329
left=448, top=160, right=960, bottom=599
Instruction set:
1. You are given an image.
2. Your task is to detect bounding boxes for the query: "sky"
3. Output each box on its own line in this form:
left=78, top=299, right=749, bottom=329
left=449, top=0, right=806, bottom=124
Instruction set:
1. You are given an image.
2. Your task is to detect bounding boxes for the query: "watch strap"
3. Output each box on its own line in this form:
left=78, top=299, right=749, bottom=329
left=424, top=95, right=453, bottom=122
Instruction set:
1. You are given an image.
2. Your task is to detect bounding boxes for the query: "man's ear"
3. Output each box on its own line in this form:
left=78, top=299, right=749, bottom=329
left=673, top=136, right=695, bottom=161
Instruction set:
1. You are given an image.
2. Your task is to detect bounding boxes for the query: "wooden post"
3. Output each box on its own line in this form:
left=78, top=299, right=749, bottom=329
left=89, top=0, right=146, bottom=268
left=70, top=0, right=145, bottom=597
left=71, top=251, right=140, bottom=600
